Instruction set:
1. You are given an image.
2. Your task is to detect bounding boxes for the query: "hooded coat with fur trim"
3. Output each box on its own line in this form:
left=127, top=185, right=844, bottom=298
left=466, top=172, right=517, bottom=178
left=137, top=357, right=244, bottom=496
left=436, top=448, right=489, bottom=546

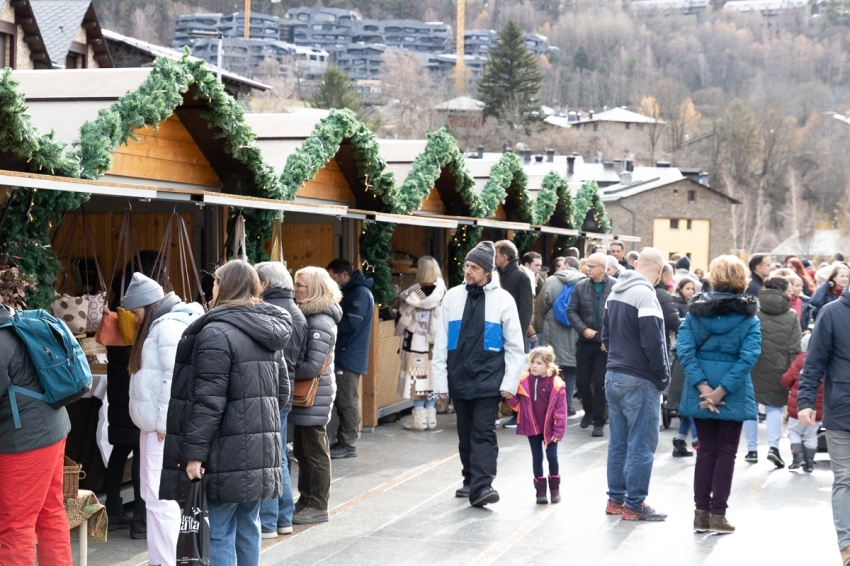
left=750, top=289, right=801, bottom=407
left=159, top=302, right=292, bottom=505
left=395, top=279, right=447, bottom=399
left=677, top=292, right=761, bottom=422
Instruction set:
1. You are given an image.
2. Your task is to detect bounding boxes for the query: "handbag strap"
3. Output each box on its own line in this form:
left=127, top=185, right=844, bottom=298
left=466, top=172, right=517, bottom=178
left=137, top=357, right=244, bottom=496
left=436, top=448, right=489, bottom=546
left=173, top=212, right=207, bottom=309
left=109, top=209, right=144, bottom=306
left=232, top=214, right=247, bottom=262
left=55, top=210, right=79, bottom=295
left=151, top=213, right=176, bottom=293
left=695, top=331, right=713, bottom=355
left=80, top=207, right=107, bottom=294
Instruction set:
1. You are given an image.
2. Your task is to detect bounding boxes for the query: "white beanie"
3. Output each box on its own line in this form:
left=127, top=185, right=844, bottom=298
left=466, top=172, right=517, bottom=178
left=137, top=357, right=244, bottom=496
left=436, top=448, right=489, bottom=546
left=123, top=273, right=164, bottom=310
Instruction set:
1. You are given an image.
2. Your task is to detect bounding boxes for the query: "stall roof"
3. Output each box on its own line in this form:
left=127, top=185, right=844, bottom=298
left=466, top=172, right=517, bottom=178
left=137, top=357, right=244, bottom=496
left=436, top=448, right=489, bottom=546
left=377, top=139, right=428, bottom=187
left=245, top=111, right=332, bottom=168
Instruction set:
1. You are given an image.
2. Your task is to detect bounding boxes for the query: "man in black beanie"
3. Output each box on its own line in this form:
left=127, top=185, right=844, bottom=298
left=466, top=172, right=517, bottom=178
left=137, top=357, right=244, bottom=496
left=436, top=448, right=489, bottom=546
left=433, top=241, right=526, bottom=507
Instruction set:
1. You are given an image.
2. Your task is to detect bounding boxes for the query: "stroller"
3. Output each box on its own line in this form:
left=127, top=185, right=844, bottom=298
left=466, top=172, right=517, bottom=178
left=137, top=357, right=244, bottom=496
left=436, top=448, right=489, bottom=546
left=661, top=351, right=685, bottom=430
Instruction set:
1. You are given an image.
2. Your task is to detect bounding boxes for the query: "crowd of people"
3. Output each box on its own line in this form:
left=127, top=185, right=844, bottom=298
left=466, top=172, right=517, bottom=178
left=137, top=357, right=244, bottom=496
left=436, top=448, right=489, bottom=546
left=2, top=240, right=850, bottom=566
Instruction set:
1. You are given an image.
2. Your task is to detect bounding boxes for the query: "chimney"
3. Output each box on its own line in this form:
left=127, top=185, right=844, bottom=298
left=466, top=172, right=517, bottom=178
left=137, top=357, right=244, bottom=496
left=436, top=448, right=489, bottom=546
left=545, top=149, right=555, bottom=162
left=553, top=104, right=561, bottom=116
left=597, top=150, right=603, bottom=163
left=522, top=150, right=532, bottom=165
left=613, top=158, right=624, bottom=174
left=534, top=155, right=544, bottom=163
left=502, top=142, right=509, bottom=154
left=566, top=155, right=575, bottom=176
left=626, top=159, right=634, bottom=172
left=619, top=171, right=633, bottom=185
left=699, top=171, right=710, bottom=186
left=589, top=110, right=595, bottom=120
left=477, top=145, right=484, bottom=159
left=656, top=160, right=671, bottom=168
left=568, top=111, right=578, bottom=122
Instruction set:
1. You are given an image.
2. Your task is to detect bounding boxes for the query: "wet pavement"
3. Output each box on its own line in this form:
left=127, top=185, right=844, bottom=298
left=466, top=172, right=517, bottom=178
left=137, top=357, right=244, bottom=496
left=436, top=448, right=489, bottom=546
left=76, top=409, right=841, bottom=565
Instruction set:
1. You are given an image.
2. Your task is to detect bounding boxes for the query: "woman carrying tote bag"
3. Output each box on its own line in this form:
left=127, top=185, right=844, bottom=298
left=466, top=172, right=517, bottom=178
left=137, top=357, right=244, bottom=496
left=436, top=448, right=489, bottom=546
left=126, top=273, right=203, bottom=566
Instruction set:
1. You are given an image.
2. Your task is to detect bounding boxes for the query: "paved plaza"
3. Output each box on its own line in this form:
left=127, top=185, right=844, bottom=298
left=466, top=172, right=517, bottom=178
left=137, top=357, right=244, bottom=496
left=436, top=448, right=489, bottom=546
left=78, top=410, right=839, bottom=566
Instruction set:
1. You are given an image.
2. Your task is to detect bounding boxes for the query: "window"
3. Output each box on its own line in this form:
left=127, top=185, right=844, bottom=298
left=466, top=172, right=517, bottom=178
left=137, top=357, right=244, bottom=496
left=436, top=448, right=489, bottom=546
left=593, top=123, right=598, bottom=132
left=625, top=122, right=630, bottom=130
left=65, top=41, right=87, bottom=69
left=0, top=21, right=15, bottom=69
left=686, top=219, right=692, bottom=230
left=670, top=219, right=679, bottom=230
left=688, top=190, right=696, bottom=202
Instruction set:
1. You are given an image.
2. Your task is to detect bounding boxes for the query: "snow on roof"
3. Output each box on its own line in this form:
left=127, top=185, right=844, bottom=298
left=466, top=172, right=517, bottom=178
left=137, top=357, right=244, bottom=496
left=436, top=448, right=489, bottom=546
left=432, top=96, right=485, bottom=112
left=601, top=170, right=686, bottom=201
left=575, top=106, right=665, bottom=125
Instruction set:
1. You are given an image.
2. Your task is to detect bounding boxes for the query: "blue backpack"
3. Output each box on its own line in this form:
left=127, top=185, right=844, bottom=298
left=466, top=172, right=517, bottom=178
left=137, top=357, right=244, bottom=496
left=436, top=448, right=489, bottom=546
left=1, top=309, right=92, bottom=429
left=552, top=282, right=575, bottom=327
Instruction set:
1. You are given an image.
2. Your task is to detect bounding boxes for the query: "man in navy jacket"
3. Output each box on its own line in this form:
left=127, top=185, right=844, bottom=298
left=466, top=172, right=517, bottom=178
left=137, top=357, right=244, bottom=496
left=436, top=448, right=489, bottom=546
left=327, top=259, right=374, bottom=459
left=798, top=286, right=850, bottom=566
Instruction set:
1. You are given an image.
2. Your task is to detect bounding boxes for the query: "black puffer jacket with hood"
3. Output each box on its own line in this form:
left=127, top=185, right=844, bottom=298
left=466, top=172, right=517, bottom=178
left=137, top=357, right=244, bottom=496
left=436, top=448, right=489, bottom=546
left=159, top=302, right=292, bottom=504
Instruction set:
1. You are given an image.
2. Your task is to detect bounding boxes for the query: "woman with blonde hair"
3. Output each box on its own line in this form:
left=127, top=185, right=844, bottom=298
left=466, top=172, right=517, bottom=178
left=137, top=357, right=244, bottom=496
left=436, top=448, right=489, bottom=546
left=160, top=259, right=293, bottom=564
left=290, top=266, right=342, bottom=525
left=396, top=256, right=447, bottom=430
left=677, top=255, right=761, bottom=534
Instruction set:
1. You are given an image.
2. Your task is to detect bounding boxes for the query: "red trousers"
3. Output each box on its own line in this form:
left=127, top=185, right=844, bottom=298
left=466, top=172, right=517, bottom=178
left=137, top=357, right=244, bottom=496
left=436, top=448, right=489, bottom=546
left=0, top=438, right=72, bottom=566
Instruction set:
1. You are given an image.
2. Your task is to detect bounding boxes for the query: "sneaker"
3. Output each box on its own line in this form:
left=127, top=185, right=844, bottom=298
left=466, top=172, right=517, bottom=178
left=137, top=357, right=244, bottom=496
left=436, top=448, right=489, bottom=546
left=292, top=507, right=328, bottom=524
left=592, top=425, right=604, bottom=437
left=261, top=530, right=278, bottom=539
left=295, top=499, right=309, bottom=513
left=455, top=485, right=470, bottom=498
left=605, top=499, right=625, bottom=515
left=580, top=413, right=592, bottom=429
left=622, top=502, right=667, bottom=521
left=330, top=443, right=357, bottom=459
left=277, top=525, right=293, bottom=535
left=709, top=513, right=735, bottom=534
left=503, top=415, right=518, bottom=428
left=744, top=451, right=758, bottom=463
left=767, top=447, right=785, bottom=469
left=471, top=488, right=500, bottom=507
left=568, top=406, right=577, bottom=417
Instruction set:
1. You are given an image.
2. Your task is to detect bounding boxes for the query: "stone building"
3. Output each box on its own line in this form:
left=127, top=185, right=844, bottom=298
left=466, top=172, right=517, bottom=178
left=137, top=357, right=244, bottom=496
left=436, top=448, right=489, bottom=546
left=602, top=170, right=739, bottom=272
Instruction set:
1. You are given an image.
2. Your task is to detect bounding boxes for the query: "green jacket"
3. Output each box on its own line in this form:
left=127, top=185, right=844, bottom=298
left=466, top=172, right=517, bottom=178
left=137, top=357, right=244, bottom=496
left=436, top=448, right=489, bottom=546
left=751, top=289, right=801, bottom=407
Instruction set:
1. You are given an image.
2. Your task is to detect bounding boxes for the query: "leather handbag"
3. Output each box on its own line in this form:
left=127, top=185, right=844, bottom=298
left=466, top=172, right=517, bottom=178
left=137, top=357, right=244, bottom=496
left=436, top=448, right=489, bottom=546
left=51, top=215, right=88, bottom=335
left=96, top=209, right=142, bottom=346
left=80, top=208, right=107, bottom=334
left=292, top=352, right=332, bottom=408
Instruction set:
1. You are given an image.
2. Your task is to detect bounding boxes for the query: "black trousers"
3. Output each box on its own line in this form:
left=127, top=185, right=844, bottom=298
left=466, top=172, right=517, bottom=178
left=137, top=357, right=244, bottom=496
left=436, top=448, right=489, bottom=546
left=104, top=445, right=140, bottom=510
left=575, top=341, right=608, bottom=427
left=528, top=435, right=559, bottom=478
left=454, top=395, right=501, bottom=502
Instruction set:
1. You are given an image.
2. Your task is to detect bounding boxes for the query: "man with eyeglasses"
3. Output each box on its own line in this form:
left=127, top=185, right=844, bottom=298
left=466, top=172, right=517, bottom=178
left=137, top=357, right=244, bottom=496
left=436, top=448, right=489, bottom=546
left=567, top=253, right=615, bottom=437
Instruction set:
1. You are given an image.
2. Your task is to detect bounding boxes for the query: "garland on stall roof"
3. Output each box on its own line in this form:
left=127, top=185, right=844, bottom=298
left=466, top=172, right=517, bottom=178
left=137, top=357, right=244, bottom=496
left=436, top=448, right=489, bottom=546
left=360, top=221, right=396, bottom=305
left=72, top=51, right=281, bottom=262
left=448, top=225, right=483, bottom=287
left=513, top=169, right=562, bottom=255
left=0, top=68, right=85, bottom=309
left=572, top=180, right=611, bottom=235
left=539, top=171, right=579, bottom=256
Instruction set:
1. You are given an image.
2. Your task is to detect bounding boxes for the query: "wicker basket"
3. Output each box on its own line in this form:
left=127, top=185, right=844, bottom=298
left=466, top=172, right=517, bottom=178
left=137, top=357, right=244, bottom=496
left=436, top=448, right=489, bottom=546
left=63, top=456, right=85, bottom=499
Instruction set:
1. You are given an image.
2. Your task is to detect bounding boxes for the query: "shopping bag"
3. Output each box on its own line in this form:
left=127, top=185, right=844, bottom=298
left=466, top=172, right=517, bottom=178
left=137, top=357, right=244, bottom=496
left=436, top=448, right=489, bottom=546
left=176, top=477, right=210, bottom=566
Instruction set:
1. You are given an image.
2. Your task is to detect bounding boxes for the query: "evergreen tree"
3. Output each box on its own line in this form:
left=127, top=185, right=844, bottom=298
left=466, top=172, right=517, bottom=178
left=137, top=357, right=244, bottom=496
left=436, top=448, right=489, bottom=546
left=310, top=67, right=362, bottom=113
left=477, top=20, right=543, bottom=129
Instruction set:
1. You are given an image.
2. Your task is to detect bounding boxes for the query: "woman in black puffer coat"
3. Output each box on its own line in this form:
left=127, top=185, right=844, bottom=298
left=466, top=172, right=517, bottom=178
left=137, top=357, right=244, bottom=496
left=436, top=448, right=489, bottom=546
left=160, top=260, right=292, bottom=565
left=290, top=266, right=342, bottom=525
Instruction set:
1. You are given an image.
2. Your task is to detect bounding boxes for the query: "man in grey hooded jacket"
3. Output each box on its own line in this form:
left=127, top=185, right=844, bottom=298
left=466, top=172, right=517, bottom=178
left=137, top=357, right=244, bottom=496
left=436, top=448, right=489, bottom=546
left=541, top=257, right=585, bottom=415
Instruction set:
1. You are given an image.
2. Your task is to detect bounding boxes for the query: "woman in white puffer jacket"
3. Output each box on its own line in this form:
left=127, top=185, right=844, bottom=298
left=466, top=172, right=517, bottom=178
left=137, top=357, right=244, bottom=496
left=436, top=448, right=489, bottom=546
left=125, top=273, right=203, bottom=566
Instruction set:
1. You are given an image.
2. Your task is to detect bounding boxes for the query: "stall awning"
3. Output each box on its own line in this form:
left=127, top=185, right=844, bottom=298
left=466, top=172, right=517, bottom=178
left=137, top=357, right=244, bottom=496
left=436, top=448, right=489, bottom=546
left=203, top=194, right=347, bottom=217
left=538, top=226, right=581, bottom=236
left=373, top=212, right=457, bottom=229
left=410, top=211, right=476, bottom=225
left=476, top=218, right=532, bottom=231
left=0, top=170, right=159, bottom=200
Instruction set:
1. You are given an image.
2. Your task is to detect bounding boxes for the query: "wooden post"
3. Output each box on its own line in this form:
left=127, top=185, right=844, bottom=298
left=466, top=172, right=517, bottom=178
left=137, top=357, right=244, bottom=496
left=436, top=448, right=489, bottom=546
left=361, top=305, right=379, bottom=428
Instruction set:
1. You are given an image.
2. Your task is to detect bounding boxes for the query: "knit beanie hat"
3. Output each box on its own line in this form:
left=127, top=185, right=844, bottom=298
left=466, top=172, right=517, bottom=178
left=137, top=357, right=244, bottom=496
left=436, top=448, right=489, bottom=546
left=466, top=241, right=496, bottom=273
left=123, top=273, right=164, bottom=310
left=675, top=256, right=691, bottom=271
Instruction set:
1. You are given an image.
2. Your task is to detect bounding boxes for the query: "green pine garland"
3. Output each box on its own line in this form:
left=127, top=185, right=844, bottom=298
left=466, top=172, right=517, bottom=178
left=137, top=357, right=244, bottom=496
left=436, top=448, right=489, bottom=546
left=447, top=225, right=483, bottom=287
left=0, top=68, right=85, bottom=309
left=359, top=221, right=396, bottom=305
left=539, top=171, right=579, bottom=256
left=573, top=180, right=612, bottom=235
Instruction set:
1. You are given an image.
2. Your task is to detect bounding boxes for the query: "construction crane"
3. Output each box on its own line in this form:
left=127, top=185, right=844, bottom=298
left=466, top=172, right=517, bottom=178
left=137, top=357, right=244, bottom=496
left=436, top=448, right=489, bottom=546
left=455, top=0, right=465, bottom=95
left=244, top=0, right=251, bottom=39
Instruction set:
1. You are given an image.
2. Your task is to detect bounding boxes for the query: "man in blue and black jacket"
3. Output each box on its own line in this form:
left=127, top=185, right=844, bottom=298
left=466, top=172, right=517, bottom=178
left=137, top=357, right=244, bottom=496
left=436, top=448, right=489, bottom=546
left=327, top=258, right=374, bottom=460
left=433, top=241, right=525, bottom=508
left=601, top=247, right=670, bottom=522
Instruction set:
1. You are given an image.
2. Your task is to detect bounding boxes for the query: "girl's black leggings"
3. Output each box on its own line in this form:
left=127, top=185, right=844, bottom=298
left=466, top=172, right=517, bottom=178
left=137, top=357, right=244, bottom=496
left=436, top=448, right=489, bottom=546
left=528, top=434, right=559, bottom=477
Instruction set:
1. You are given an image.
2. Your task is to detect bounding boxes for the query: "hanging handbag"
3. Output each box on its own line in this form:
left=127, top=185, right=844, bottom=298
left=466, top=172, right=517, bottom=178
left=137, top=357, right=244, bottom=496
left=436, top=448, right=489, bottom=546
left=269, top=216, right=286, bottom=265
left=96, top=209, right=142, bottom=346
left=232, top=214, right=248, bottom=262
left=51, top=213, right=88, bottom=335
left=79, top=208, right=107, bottom=334
left=292, top=352, right=332, bottom=408
left=152, top=212, right=208, bottom=310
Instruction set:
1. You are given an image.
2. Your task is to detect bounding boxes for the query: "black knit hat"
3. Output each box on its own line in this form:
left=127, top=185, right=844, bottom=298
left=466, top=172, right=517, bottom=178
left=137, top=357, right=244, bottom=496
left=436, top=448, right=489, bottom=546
left=675, top=256, right=691, bottom=271
left=466, top=241, right=495, bottom=273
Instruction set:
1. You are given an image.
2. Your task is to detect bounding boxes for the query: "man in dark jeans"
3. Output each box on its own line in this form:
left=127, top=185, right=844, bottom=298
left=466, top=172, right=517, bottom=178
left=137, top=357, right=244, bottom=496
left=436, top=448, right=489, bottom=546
left=433, top=241, right=525, bottom=507
left=327, top=258, right=374, bottom=459
left=568, top=252, right=614, bottom=437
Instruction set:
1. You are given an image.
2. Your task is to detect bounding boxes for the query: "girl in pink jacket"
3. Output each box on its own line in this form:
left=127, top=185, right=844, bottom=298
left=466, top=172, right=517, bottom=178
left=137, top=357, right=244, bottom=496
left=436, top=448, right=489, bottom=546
left=505, top=346, right=568, bottom=504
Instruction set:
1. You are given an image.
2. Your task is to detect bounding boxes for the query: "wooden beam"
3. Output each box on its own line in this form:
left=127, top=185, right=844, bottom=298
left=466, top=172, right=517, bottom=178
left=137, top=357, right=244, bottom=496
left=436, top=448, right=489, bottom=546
left=361, top=305, right=379, bottom=428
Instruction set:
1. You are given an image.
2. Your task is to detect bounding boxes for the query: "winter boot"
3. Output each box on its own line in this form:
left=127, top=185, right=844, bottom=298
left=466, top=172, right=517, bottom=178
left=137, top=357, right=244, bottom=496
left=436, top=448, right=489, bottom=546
left=548, top=475, right=561, bottom=503
left=693, top=509, right=710, bottom=532
left=105, top=497, right=133, bottom=531
left=130, top=499, right=147, bottom=540
left=426, top=406, right=437, bottom=430
left=788, top=443, right=804, bottom=470
left=803, top=446, right=817, bottom=473
left=673, top=438, right=694, bottom=457
left=533, top=477, right=548, bottom=504
left=709, top=513, right=735, bottom=534
left=767, top=447, right=785, bottom=469
left=403, top=408, right=427, bottom=431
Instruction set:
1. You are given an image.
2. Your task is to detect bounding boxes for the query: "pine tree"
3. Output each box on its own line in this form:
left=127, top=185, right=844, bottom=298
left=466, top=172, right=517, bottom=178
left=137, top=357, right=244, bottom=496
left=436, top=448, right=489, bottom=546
left=310, top=67, right=362, bottom=113
left=477, top=20, right=544, bottom=129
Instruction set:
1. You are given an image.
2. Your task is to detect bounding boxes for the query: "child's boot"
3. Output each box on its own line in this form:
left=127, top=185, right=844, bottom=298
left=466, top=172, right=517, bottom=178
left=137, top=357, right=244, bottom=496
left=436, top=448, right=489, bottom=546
left=533, top=477, right=548, bottom=504
left=548, top=474, right=561, bottom=503
left=426, top=406, right=437, bottom=430
left=403, top=408, right=427, bottom=431
left=788, top=443, right=804, bottom=470
left=672, top=438, right=694, bottom=457
left=803, top=446, right=817, bottom=473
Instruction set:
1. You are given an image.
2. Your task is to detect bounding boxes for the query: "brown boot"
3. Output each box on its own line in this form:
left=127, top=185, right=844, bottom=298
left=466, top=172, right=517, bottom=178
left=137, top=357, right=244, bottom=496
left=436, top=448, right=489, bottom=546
left=841, top=545, right=850, bottom=566
left=709, top=513, right=735, bottom=534
left=693, top=509, right=709, bottom=532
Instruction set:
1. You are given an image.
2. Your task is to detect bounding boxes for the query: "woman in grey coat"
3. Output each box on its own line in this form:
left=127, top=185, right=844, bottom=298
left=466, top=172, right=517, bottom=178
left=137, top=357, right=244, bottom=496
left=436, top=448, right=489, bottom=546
left=291, top=266, right=342, bottom=525
left=744, top=276, right=801, bottom=467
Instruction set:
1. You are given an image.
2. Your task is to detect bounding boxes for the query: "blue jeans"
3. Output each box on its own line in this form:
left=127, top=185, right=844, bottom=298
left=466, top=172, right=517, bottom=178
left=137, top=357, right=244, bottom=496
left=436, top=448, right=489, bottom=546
left=559, top=366, right=576, bottom=412
left=743, top=405, right=782, bottom=450
left=678, top=416, right=698, bottom=443
left=208, top=500, right=261, bottom=566
left=414, top=399, right=435, bottom=409
left=605, top=371, right=661, bottom=510
left=260, top=409, right=295, bottom=532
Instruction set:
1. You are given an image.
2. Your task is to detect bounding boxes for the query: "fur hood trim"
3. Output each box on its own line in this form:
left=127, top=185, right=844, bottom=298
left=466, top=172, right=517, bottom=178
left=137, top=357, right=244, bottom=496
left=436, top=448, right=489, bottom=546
left=297, top=292, right=341, bottom=316
left=689, top=292, right=758, bottom=318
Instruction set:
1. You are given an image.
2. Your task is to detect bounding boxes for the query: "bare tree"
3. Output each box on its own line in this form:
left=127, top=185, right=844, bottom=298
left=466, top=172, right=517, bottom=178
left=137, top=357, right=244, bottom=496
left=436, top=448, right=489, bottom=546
left=638, top=96, right=665, bottom=163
